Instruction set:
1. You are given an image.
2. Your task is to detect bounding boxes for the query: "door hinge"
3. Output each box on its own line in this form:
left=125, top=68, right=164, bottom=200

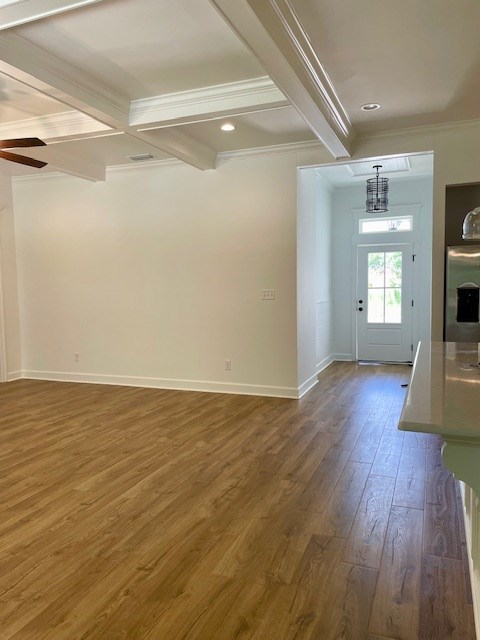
left=411, top=299, right=414, bottom=307
left=411, top=344, right=414, bottom=351
left=412, top=254, right=416, bottom=262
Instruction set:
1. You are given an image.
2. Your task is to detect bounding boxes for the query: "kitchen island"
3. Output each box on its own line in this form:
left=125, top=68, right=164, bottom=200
left=399, top=341, right=480, bottom=637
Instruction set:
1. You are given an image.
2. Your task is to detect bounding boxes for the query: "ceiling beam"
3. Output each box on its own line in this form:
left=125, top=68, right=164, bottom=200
left=22, top=145, right=106, bottom=181
left=0, top=111, right=113, bottom=142
left=0, top=33, right=218, bottom=171
left=0, top=0, right=109, bottom=30
left=125, top=130, right=217, bottom=171
left=0, top=33, right=130, bottom=127
left=129, top=77, right=289, bottom=129
left=210, top=0, right=353, bottom=158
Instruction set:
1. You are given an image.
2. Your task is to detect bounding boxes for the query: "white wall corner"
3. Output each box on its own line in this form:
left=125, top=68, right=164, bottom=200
left=316, top=355, right=334, bottom=375
left=333, top=353, right=354, bottom=361
left=297, top=372, right=318, bottom=399
left=6, top=370, right=22, bottom=381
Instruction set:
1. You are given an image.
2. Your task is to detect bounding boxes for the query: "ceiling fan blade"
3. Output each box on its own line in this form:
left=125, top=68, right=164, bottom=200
left=0, top=150, right=47, bottom=168
left=0, top=137, right=46, bottom=149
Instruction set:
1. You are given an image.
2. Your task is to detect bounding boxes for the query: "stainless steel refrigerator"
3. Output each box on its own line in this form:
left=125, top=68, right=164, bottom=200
left=445, top=245, right=480, bottom=341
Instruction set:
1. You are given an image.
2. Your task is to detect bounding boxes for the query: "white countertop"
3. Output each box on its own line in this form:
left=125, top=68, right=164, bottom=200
left=399, top=341, right=480, bottom=438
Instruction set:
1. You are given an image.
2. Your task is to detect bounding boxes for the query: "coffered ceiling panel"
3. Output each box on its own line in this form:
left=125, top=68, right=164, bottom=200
left=16, top=0, right=267, bottom=99
left=289, top=0, right=480, bottom=131
left=172, top=106, right=316, bottom=152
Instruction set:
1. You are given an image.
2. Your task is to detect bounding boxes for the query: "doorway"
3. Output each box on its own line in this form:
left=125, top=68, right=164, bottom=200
left=356, top=243, right=414, bottom=362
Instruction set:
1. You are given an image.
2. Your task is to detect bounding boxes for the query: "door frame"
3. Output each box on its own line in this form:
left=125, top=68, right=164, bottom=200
left=350, top=204, right=423, bottom=363
left=355, top=242, right=414, bottom=362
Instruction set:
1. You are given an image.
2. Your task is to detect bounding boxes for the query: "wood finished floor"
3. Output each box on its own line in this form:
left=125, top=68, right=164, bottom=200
left=0, top=363, right=476, bottom=640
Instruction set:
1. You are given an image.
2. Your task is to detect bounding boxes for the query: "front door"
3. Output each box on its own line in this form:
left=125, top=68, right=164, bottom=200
left=356, top=244, right=413, bottom=362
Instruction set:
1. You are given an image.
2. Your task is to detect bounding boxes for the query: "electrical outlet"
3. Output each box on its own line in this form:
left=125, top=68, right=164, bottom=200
left=225, top=359, right=231, bottom=371
left=262, top=289, right=275, bottom=300
left=74, top=352, right=79, bottom=362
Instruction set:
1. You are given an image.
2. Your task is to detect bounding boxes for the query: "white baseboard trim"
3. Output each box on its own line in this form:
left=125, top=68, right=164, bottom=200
left=20, top=370, right=299, bottom=399
left=297, top=373, right=318, bottom=399
left=316, top=355, right=334, bottom=375
left=333, top=353, right=354, bottom=361
left=6, top=370, right=22, bottom=381
left=459, top=483, right=480, bottom=640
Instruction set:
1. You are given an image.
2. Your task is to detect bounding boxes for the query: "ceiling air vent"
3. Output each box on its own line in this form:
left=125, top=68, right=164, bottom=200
left=128, top=153, right=155, bottom=162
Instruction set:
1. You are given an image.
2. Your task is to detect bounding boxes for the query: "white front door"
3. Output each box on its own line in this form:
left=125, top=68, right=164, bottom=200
left=356, top=244, right=414, bottom=362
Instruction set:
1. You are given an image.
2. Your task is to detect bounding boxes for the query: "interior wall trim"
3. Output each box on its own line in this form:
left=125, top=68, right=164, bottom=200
left=6, top=370, right=22, bottom=382
left=297, top=372, right=318, bottom=398
left=316, top=355, right=334, bottom=375
left=19, top=369, right=300, bottom=399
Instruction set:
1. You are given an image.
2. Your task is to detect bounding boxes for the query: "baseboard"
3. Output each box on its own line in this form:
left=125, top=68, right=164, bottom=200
left=459, top=483, right=480, bottom=640
left=333, top=353, right=354, bottom=361
left=6, top=370, right=22, bottom=381
left=297, top=373, right=318, bottom=399
left=20, top=370, right=299, bottom=399
left=316, top=355, right=334, bottom=375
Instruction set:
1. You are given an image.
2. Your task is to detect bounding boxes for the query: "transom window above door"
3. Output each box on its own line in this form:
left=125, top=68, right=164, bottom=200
left=359, top=216, right=413, bottom=234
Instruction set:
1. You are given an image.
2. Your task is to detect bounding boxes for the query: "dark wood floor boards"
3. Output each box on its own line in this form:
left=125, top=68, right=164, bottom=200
left=0, top=362, right=475, bottom=639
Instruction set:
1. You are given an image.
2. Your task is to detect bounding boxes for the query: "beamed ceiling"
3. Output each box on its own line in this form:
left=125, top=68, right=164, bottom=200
left=0, top=0, right=476, bottom=180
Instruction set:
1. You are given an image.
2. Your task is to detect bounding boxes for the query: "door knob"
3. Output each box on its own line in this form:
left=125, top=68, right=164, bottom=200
left=358, top=307, right=363, bottom=311
left=358, top=299, right=363, bottom=304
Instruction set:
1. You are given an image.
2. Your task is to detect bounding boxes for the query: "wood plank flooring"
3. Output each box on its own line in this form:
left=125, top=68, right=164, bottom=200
left=0, top=363, right=476, bottom=639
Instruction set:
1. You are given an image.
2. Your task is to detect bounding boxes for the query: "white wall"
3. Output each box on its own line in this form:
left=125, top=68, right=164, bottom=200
left=296, top=168, right=334, bottom=395
left=315, top=173, right=334, bottom=371
left=0, top=174, right=21, bottom=379
left=13, top=153, right=300, bottom=397
left=332, top=177, right=433, bottom=358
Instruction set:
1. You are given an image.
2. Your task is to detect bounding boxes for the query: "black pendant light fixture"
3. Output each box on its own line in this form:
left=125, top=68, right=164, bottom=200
left=366, top=164, right=389, bottom=213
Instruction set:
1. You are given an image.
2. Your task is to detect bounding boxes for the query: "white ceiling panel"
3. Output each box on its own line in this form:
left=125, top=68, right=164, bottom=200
left=167, top=106, right=316, bottom=152
left=289, top=0, right=480, bottom=131
left=16, top=0, right=267, bottom=99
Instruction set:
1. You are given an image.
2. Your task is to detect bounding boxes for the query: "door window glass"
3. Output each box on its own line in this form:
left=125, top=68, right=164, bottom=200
left=367, top=251, right=402, bottom=323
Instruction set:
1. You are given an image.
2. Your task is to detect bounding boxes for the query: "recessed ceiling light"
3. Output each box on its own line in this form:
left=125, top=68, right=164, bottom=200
left=220, top=122, right=236, bottom=132
left=361, top=103, right=381, bottom=112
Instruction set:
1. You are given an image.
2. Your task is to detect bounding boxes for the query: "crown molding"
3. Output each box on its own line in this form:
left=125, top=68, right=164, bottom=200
left=12, top=139, right=324, bottom=182
left=107, top=157, right=183, bottom=174
left=130, top=76, right=288, bottom=129
left=357, top=118, right=480, bottom=145
left=217, top=139, right=323, bottom=162
left=0, top=0, right=108, bottom=30
left=0, top=110, right=112, bottom=141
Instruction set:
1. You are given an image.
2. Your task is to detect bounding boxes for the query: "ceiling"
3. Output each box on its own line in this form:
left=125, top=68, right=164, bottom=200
left=0, top=0, right=477, bottom=180
left=315, top=153, right=434, bottom=188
